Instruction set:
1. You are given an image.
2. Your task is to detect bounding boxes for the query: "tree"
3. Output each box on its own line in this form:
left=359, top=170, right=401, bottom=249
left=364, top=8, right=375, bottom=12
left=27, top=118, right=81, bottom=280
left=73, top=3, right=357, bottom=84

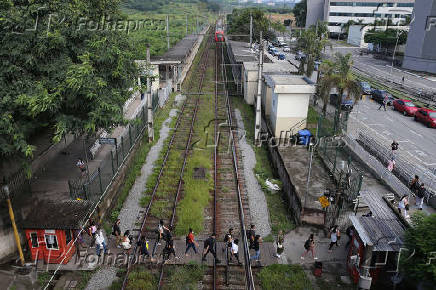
left=364, top=28, right=408, bottom=49
left=317, top=59, right=336, bottom=115
left=401, top=213, right=436, bottom=287
left=0, top=0, right=137, bottom=161
left=226, top=8, right=285, bottom=42
left=293, top=0, right=307, bottom=27
left=296, top=22, right=329, bottom=78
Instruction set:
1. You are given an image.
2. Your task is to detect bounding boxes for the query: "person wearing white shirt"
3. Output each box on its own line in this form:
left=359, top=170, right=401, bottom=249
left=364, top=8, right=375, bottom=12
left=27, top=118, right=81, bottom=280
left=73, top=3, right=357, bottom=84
left=95, top=229, right=108, bottom=257
left=230, top=239, right=241, bottom=265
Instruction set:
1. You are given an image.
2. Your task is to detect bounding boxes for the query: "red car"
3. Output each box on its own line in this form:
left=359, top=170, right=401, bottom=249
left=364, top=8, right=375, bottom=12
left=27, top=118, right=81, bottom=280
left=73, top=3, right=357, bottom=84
left=393, top=99, right=418, bottom=116
left=414, top=108, right=436, bottom=128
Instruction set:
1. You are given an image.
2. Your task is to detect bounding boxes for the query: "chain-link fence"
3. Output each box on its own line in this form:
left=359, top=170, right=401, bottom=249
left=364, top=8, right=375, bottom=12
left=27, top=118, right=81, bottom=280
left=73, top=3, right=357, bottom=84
left=68, top=106, right=148, bottom=202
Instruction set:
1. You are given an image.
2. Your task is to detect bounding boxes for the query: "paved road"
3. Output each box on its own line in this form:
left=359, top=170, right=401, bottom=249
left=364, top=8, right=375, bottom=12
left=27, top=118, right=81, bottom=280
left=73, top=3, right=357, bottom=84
left=324, top=40, right=436, bottom=95
left=348, top=98, right=436, bottom=172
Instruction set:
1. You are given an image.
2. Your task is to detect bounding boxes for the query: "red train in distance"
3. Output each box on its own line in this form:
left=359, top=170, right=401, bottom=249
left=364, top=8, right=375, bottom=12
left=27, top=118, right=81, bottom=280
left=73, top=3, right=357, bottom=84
left=215, top=19, right=224, bottom=42
left=215, top=30, right=224, bottom=42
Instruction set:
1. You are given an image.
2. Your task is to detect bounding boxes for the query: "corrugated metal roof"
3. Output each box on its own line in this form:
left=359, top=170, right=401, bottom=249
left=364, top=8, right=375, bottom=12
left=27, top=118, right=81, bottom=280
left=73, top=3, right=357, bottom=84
left=20, top=200, right=94, bottom=230
left=350, top=191, right=406, bottom=252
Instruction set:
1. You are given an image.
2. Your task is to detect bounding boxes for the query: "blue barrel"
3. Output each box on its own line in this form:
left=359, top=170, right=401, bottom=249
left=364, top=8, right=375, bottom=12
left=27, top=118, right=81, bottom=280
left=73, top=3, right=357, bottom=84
left=297, top=129, right=312, bottom=145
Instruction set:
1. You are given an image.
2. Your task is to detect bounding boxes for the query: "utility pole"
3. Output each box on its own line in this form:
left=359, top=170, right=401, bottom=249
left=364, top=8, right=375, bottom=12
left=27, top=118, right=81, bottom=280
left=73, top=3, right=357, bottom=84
left=254, top=31, right=263, bottom=145
left=166, top=15, right=170, bottom=50
left=249, top=13, right=253, bottom=48
left=2, top=185, right=25, bottom=266
left=146, top=47, right=154, bottom=142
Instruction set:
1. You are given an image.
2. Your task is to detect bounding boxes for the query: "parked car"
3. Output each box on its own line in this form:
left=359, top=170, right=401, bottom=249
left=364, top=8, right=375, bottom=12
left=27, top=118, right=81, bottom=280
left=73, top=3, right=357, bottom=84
left=295, top=51, right=306, bottom=60
left=283, top=46, right=291, bottom=52
left=278, top=53, right=286, bottom=60
left=330, top=94, right=354, bottom=111
left=272, top=49, right=280, bottom=56
left=414, top=108, right=436, bottom=128
left=392, top=99, right=418, bottom=116
left=359, top=82, right=372, bottom=95
left=371, top=89, right=394, bottom=105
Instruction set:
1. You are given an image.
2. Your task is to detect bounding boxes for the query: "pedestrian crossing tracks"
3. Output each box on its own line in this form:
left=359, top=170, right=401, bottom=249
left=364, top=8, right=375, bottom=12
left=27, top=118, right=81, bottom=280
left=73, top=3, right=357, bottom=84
left=160, top=240, right=278, bottom=266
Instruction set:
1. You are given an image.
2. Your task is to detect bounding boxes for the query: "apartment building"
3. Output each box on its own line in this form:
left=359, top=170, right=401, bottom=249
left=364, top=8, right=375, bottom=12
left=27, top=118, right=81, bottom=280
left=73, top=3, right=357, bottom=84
left=307, top=0, right=414, bottom=34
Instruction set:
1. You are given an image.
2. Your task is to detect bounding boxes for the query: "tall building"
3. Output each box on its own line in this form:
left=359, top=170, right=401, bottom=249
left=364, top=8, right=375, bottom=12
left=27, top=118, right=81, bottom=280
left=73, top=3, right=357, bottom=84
left=402, top=0, right=436, bottom=73
left=306, top=0, right=414, bottom=34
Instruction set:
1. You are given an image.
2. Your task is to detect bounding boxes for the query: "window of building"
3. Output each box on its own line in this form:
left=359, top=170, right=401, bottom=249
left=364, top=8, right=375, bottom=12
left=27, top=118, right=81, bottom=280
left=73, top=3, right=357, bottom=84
left=45, top=235, right=59, bottom=250
left=397, top=3, right=414, bottom=7
left=65, top=230, right=72, bottom=244
left=30, top=232, right=38, bottom=248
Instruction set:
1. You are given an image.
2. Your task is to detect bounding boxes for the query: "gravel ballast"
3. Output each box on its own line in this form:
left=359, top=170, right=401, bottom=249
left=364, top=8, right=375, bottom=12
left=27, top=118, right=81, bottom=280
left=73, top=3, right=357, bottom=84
left=234, top=109, right=271, bottom=237
left=85, top=105, right=179, bottom=290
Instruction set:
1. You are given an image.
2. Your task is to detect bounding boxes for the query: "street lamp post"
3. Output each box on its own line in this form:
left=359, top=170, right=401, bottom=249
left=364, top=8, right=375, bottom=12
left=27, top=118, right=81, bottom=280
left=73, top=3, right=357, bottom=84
left=2, top=185, right=25, bottom=266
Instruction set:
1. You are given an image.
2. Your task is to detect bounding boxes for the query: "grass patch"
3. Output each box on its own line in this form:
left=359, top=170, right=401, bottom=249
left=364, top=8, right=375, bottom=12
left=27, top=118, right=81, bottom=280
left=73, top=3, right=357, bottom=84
left=164, top=262, right=206, bottom=290
left=77, top=270, right=96, bottom=290
left=37, top=272, right=53, bottom=288
left=258, top=264, right=313, bottom=290
left=231, top=96, right=295, bottom=237
left=125, top=269, right=158, bottom=290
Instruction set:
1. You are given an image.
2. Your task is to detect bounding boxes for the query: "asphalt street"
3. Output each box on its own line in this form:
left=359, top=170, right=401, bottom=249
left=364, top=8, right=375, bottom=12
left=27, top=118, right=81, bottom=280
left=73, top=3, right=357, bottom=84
left=324, top=40, right=436, bottom=95
left=349, top=98, right=436, bottom=173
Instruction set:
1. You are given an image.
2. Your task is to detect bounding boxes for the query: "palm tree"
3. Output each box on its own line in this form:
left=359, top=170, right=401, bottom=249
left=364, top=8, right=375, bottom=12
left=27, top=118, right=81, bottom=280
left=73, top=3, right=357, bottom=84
left=317, top=59, right=336, bottom=116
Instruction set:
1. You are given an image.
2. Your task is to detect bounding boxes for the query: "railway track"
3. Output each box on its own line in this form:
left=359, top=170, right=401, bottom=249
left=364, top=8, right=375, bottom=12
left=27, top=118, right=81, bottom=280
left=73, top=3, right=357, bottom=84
left=121, top=30, right=212, bottom=290
left=203, top=36, right=255, bottom=290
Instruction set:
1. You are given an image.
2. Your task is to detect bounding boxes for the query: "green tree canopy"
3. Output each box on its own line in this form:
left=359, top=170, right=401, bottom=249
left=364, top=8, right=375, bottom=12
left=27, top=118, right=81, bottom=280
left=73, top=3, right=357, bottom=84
left=293, top=0, right=306, bottom=27
left=0, top=0, right=137, bottom=160
left=226, top=8, right=285, bottom=42
left=364, top=28, right=408, bottom=48
left=401, top=213, right=436, bottom=287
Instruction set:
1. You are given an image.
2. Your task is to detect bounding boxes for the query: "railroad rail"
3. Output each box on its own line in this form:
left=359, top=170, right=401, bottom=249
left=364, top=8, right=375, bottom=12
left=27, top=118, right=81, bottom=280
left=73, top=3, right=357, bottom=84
left=121, top=30, right=212, bottom=290
left=207, top=37, right=255, bottom=289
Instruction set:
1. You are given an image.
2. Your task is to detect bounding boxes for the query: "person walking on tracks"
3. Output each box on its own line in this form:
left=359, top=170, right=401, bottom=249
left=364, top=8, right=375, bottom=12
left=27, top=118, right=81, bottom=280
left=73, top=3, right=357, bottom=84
left=223, top=228, right=233, bottom=254
left=202, top=233, right=221, bottom=263
left=157, top=219, right=169, bottom=245
left=246, top=224, right=256, bottom=249
left=230, top=239, right=241, bottom=265
left=249, top=235, right=262, bottom=264
left=162, top=237, right=177, bottom=262
left=185, top=228, right=199, bottom=256
left=95, top=228, right=108, bottom=257
left=328, top=225, right=340, bottom=253
left=88, top=220, right=97, bottom=248
left=274, top=230, right=284, bottom=259
left=345, top=225, right=355, bottom=248
left=301, top=234, right=317, bottom=260
left=137, top=235, right=150, bottom=258
left=398, top=195, right=409, bottom=218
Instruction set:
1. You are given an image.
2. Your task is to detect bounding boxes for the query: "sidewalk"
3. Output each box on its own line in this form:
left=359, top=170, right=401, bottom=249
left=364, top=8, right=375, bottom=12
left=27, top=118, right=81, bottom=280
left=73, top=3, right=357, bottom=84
left=31, top=94, right=147, bottom=201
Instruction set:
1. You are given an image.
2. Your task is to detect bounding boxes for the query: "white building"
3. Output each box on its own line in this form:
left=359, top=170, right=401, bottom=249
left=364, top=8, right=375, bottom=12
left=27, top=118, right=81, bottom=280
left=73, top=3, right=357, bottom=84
left=262, top=75, right=315, bottom=137
left=307, top=0, right=414, bottom=34
left=242, top=62, right=298, bottom=105
left=347, top=24, right=409, bottom=48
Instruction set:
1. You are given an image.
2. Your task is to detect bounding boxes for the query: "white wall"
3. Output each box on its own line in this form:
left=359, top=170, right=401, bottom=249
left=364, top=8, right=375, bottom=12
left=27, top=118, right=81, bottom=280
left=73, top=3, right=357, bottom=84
left=277, top=93, right=310, bottom=119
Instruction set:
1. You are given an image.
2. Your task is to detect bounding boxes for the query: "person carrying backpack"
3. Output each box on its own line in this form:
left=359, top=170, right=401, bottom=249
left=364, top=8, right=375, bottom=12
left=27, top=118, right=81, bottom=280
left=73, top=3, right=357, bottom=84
left=112, top=218, right=122, bottom=248
left=328, top=225, right=340, bottom=252
left=137, top=235, right=150, bottom=258
left=185, top=228, right=198, bottom=255
left=230, top=239, right=241, bottom=265
left=301, top=234, right=317, bottom=260
left=410, top=175, right=420, bottom=194
left=223, top=228, right=233, bottom=256
left=378, top=95, right=388, bottom=111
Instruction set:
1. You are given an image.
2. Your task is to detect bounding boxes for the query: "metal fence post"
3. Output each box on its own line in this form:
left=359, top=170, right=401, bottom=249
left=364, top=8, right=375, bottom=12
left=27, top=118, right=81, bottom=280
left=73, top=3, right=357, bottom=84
left=110, top=150, right=115, bottom=176
left=121, top=136, right=125, bottom=160
left=98, top=167, right=103, bottom=196
left=115, top=141, right=120, bottom=168
left=68, top=180, right=73, bottom=199
left=129, top=126, right=132, bottom=149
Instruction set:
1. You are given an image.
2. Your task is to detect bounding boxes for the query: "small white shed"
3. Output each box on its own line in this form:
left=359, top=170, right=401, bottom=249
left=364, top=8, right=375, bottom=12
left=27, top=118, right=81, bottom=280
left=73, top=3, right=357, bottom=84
left=262, top=74, right=315, bottom=137
left=243, top=62, right=297, bottom=105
